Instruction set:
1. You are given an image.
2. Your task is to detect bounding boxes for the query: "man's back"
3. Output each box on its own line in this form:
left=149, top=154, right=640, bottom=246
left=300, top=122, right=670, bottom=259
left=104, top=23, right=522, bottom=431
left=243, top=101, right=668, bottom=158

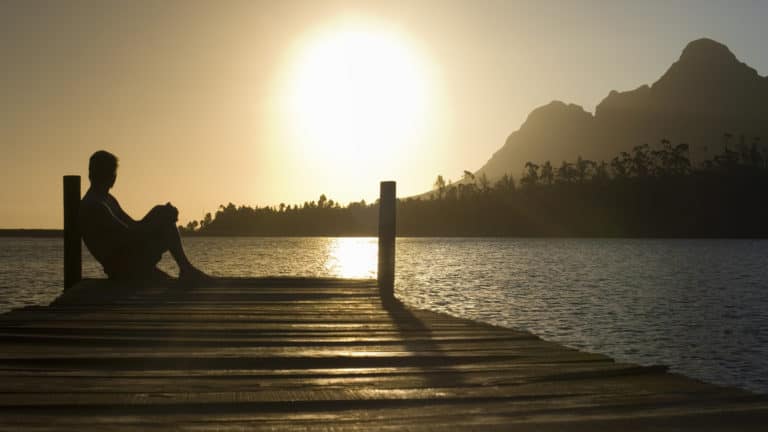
left=79, top=189, right=131, bottom=268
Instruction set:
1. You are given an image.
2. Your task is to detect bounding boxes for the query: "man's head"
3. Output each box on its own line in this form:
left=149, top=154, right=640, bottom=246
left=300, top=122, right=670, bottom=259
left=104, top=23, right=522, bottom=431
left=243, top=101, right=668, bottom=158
left=88, top=150, right=118, bottom=189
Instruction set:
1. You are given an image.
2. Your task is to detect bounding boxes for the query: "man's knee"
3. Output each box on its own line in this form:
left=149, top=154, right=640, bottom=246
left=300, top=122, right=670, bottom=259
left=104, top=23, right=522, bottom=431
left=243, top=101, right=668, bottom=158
left=147, top=204, right=178, bottom=228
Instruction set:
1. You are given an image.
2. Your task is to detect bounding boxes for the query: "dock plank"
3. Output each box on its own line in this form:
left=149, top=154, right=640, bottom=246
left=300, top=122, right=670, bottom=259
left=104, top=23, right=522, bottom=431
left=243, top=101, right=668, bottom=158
left=0, top=278, right=766, bottom=430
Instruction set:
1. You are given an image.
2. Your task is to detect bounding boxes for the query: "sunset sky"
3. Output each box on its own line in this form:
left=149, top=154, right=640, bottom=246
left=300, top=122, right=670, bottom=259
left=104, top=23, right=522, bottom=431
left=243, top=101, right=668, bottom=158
left=2, top=0, right=767, bottom=228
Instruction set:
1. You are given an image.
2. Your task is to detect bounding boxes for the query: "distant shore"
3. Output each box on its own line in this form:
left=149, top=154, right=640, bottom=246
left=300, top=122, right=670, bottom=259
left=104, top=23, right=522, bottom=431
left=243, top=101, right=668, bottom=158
left=5, top=229, right=768, bottom=239
left=0, top=229, right=62, bottom=238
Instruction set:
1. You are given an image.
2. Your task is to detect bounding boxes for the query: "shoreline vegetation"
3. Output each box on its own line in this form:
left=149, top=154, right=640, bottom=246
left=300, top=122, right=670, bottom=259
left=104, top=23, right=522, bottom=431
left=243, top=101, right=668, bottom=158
left=0, top=229, right=62, bottom=237
left=7, top=135, right=767, bottom=239
left=180, top=136, right=768, bottom=238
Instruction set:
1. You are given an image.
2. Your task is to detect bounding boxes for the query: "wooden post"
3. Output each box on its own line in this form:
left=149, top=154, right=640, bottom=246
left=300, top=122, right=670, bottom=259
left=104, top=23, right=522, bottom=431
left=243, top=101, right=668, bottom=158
left=378, top=181, right=396, bottom=300
left=64, top=175, right=81, bottom=290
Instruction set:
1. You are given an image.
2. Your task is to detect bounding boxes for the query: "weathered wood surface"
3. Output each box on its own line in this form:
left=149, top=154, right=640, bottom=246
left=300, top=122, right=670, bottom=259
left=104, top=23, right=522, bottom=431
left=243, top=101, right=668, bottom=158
left=0, top=278, right=766, bottom=431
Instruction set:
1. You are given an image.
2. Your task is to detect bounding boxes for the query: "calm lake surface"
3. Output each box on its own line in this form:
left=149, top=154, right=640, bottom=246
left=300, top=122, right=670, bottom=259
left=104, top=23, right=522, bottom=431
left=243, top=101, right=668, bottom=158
left=1, top=237, right=767, bottom=394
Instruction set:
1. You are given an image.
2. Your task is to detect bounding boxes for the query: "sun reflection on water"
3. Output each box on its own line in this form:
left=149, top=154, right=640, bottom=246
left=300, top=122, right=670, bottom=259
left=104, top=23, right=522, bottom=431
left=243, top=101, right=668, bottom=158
left=324, top=237, right=378, bottom=279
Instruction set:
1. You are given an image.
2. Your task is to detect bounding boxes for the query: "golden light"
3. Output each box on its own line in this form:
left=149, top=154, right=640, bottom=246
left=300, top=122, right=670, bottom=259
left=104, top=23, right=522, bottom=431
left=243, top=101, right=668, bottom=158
left=279, top=19, right=433, bottom=173
left=324, top=237, right=377, bottom=279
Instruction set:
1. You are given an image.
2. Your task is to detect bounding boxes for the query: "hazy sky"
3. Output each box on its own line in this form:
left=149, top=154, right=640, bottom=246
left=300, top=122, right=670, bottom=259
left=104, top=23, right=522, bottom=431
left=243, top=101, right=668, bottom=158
left=2, top=0, right=767, bottom=228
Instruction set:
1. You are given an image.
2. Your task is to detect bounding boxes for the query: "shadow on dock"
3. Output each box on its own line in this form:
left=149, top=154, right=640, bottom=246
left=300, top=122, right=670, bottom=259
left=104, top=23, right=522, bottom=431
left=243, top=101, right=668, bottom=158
left=382, top=297, right=468, bottom=388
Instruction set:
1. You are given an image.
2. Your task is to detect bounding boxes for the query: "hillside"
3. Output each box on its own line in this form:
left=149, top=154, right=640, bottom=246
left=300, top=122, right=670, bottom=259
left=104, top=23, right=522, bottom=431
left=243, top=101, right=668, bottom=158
left=477, top=38, right=768, bottom=180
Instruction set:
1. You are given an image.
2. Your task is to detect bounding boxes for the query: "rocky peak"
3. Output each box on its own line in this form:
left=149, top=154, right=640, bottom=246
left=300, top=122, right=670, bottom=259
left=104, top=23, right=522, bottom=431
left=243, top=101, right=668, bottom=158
left=677, top=38, right=738, bottom=68
left=652, top=37, right=761, bottom=95
left=521, top=101, right=592, bottom=130
left=595, top=38, right=765, bottom=118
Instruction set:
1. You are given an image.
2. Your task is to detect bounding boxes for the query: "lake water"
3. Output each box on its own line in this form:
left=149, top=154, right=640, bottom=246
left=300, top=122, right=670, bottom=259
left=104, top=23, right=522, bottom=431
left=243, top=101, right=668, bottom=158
left=1, top=237, right=767, bottom=394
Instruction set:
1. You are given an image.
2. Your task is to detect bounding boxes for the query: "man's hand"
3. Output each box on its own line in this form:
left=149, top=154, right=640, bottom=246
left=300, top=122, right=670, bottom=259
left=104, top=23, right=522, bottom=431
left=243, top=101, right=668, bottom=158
left=143, top=203, right=179, bottom=229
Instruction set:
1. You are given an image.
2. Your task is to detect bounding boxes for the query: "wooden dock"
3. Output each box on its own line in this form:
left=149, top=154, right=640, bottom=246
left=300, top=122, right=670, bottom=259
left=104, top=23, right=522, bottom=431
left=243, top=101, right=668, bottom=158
left=1, top=278, right=766, bottom=431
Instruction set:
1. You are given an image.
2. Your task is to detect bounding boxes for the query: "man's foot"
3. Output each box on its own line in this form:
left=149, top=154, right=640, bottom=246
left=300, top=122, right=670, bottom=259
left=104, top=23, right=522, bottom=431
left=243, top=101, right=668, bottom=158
left=151, top=267, right=173, bottom=280
left=179, top=266, right=214, bottom=283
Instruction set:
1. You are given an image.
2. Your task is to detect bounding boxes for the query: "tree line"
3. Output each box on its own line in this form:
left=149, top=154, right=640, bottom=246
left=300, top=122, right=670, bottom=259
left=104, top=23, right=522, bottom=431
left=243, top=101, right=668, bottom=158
left=180, top=194, right=378, bottom=236
left=181, top=135, right=768, bottom=237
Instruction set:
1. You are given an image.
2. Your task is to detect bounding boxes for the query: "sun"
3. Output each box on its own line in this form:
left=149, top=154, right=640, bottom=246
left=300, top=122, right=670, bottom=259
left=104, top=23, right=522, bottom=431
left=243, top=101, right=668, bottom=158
left=279, top=20, right=433, bottom=171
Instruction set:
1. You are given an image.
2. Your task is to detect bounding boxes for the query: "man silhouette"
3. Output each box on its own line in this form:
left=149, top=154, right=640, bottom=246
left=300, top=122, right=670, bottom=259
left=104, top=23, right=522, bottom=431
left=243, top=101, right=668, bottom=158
left=80, top=150, right=210, bottom=281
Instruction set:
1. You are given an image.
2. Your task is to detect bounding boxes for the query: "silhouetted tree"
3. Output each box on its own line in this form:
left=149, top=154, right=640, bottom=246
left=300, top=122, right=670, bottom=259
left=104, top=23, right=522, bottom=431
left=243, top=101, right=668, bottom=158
left=433, top=175, right=447, bottom=199
left=201, top=212, right=213, bottom=229
left=611, top=152, right=631, bottom=179
left=540, top=161, right=554, bottom=185
left=478, top=172, right=491, bottom=193
left=556, top=161, right=576, bottom=183
left=593, top=161, right=610, bottom=183
left=575, top=156, right=594, bottom=183
left=494, top=174, right=516, bottom=193
left=630, top=144, right=652, bottom=177
left=521, top=162, right=539, bottom=188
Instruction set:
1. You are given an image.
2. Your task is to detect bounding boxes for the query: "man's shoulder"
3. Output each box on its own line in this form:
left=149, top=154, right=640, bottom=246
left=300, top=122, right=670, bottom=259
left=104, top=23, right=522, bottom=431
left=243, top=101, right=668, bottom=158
left=81, top=191, right=111, bottom=212
left=82, top=189, right=113, bottom=202
left=80, top=191, right=124, bottom=231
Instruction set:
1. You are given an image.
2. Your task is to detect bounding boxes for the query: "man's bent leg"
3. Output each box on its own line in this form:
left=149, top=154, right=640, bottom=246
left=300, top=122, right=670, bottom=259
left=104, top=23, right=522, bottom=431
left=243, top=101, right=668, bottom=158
left=160, top=223, right=193, bottom=272
left=157, top=221, right=210, bottom=280
left=142, top=204, right=208, bottom=280
left=107, top=237, right=166, bottom=280
left=142, top=205, right=176, bottom=231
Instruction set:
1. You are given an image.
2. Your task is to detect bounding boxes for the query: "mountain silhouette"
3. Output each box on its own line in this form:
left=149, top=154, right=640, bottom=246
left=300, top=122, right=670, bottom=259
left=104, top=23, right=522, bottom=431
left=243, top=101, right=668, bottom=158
left=477, top=38, right=768, bottom=180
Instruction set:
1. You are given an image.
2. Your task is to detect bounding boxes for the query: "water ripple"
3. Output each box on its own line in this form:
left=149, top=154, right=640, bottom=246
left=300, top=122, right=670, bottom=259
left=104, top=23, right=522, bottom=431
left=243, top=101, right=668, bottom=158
left=1, top=237, right=766, bottom=394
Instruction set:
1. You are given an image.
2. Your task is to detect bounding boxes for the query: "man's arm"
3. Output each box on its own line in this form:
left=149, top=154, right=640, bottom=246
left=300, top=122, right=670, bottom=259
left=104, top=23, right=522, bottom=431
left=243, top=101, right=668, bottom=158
left=80, top=198, right=133, bottom=249
left=107, top=195, right=139, bottom=229
left=107, top=195, right=178, bottom=232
